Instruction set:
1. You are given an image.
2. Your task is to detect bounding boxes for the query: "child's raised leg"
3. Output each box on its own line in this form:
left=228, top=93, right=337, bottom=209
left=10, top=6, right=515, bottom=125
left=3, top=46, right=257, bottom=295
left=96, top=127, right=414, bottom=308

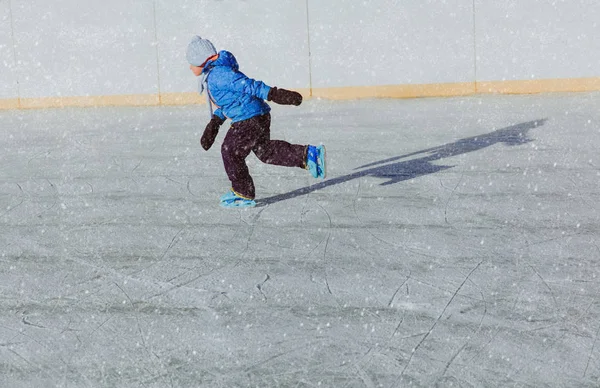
left=251, top=114, right=306, bottom=169
left=251, top=114, right=325, bottom=178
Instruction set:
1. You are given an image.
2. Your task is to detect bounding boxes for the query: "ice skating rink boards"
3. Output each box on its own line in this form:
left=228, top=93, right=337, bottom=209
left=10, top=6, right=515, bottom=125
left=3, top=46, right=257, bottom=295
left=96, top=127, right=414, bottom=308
left=2, top=0, right=600, bottom=109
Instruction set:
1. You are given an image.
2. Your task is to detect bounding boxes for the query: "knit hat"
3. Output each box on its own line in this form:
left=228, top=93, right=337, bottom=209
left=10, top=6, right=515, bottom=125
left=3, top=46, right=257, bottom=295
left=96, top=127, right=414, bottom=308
left=186, top=36, right=217, bottom=66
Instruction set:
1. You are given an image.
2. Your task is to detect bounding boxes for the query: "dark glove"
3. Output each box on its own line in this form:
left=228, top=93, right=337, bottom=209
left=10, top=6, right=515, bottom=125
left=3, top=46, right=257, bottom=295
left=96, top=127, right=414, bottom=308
left=200, top=115, right=225, bottom=151
left=267, top=87, right=303, bottom=106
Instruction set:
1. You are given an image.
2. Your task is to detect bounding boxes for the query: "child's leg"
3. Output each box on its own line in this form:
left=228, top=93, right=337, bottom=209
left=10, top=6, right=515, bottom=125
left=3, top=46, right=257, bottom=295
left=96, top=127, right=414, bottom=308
left=221, top=118, right=262, bottom=199
left=252, top=114, right=307, bottom=168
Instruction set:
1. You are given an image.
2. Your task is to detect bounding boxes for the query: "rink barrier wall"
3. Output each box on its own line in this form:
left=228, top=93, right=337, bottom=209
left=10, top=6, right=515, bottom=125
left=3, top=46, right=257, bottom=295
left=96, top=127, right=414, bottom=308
left=2, top=0, right=600, bottom=110
left=2, top=79, right=600, bottom=110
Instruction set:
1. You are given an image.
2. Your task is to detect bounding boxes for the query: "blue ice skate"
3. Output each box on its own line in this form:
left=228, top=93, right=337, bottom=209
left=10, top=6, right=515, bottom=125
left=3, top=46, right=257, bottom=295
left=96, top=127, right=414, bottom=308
left=220, top=190, right=256, bottom=208
left=306, top=144, right=326, bottom=179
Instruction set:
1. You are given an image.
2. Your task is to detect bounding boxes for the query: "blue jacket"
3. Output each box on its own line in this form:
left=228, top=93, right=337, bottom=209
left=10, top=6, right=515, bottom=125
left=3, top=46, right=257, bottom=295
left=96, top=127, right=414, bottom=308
left=202, top=51, right=272, bottom=123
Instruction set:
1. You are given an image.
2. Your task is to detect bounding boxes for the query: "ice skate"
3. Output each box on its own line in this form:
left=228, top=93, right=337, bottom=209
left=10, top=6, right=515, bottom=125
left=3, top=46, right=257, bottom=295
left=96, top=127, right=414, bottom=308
left=306, top=144, right=326, bottom=179
left=219, top=190, right=256, bottom=208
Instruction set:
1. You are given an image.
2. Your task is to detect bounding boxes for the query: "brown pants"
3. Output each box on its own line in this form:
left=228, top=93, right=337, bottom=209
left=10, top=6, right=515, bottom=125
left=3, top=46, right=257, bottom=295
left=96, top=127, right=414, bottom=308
left=221, top=113, right=306, bottom=199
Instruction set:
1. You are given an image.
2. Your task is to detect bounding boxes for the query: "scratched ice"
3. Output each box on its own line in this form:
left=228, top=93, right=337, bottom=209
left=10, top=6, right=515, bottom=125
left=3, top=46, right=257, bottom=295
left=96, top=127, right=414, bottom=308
left=1, top=93, right=600, bottom=387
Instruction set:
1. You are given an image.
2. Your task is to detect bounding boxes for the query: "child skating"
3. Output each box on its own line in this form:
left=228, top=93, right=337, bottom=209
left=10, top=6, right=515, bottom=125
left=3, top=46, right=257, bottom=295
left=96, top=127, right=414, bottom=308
left=186, top=36, right=325, bottom=208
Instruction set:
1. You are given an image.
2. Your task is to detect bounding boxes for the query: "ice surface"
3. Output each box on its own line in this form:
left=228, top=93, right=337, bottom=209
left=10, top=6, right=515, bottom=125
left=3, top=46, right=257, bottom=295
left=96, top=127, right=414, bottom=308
left=1, top=94, right=600, bottom=387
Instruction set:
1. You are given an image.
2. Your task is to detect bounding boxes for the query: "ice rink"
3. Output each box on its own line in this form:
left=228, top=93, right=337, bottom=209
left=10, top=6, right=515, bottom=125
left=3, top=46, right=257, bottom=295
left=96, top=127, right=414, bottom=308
left=1, top=93, right=600, bottom=387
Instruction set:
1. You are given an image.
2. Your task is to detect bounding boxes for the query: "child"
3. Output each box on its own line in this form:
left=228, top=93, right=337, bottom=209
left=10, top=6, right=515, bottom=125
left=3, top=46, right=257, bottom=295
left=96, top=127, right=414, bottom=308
left=186, top=36, right=325, bottom=208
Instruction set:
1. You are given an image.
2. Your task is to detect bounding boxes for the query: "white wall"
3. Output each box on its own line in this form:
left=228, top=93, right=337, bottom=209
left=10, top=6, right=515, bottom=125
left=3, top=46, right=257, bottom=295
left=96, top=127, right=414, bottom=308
left=0, top=1, right=18, bottom=100
left=308, top=0, right=475, bottom=87
left=2, top=0, right=600, bottom=104
left=10, top=0, right=159, bottom=98
left=476, top=0, right=600, bottom=81
left=156, top=0, right=310, bottom=95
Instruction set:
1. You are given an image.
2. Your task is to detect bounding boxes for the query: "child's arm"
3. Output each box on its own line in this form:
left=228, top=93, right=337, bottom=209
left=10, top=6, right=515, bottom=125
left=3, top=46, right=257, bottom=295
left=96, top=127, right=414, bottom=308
left=213, top=108, right=226, bottom=121
left=200, top=115, right=225, bottom=151
left=228, top=72, right=271, bottom=100
left=267, top=87, right=302, bottom=106
left=228, top=72, right=302, bottom=105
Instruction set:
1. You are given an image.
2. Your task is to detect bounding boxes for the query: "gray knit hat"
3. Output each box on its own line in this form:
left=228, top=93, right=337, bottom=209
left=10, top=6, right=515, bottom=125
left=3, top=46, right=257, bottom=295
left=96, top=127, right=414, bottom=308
left=186, top=36, right=217, bottom=66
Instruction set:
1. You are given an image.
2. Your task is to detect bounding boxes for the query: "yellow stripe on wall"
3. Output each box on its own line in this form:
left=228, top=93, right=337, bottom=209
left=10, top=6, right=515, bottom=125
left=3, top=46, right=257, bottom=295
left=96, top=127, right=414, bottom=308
left=17, top=94, right=160, bottom=109
left=160, top=92, right=204, bottom=105
left=0, top=98, right=20, bottom=110
left=311, top=83, right=476, bottom=99
left=477, top=77, right=600, bottom=94
left=1, top=78, right=599, bottom=110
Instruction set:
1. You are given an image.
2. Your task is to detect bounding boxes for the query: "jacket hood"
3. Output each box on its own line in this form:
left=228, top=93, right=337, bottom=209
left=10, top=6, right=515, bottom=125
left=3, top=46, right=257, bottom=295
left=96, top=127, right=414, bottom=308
left=203, top=50, right=238, bottom=73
